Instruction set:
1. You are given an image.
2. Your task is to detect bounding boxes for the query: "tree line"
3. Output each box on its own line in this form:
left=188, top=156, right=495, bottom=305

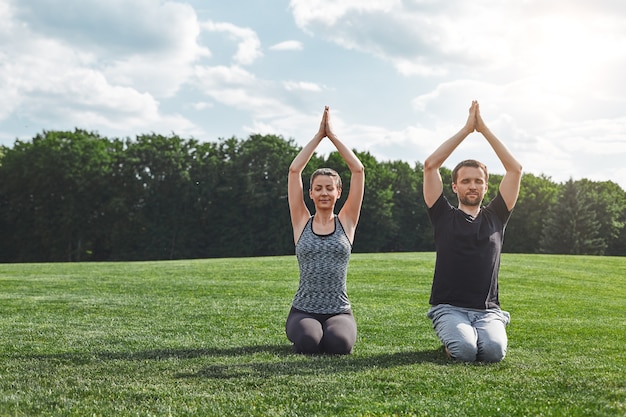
left=1, top=129, right=625, bottom=262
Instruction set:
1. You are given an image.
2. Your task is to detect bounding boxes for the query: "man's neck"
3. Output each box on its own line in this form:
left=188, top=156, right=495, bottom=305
left=458, top=204, right=481, bottom=218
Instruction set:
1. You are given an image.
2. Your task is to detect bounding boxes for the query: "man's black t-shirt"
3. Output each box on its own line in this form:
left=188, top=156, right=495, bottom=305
left=428, top=192, right=512, bottom=310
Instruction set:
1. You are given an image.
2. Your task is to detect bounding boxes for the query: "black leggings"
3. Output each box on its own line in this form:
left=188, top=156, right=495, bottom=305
left=285, top=307, right=357, bottom=355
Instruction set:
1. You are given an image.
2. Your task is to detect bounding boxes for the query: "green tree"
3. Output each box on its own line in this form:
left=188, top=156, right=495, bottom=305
left=384, top=160, right=429, bottom=251
left=3, top=129, right=625, bottom=261
left=0, top=130, right=114, bottom=262
left=540, top=178, right=607, bottom=255
left=505, top=173, right=560, bottom=253
left=220, top=134, right=300, bottom=257
left=184, top=139, right=227, bottom=258
left=112, top=134, right=198, bottom=260
left=349, top=151, right=396, bottom=253
left=576, top=179, right=626, bottom=256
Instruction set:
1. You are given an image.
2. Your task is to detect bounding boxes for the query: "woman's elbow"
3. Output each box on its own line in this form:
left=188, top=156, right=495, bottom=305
left=510, top=162, right=523, bottom=176
left=288, top=163, right=302, bottom=175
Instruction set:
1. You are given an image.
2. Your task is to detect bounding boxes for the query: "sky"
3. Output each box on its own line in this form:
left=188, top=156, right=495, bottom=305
left=1, top=0, right=626, bottom=189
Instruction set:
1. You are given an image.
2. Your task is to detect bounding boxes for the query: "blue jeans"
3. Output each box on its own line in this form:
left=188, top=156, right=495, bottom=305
left=427, top=304, right=510, bottom=363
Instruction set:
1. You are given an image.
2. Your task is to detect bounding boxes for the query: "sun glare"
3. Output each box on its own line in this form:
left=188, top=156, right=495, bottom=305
left=524, top=15, right=611, bottom=92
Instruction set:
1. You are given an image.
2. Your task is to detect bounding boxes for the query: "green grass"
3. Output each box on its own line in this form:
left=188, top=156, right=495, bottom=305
left=0, top=253, right=624, bottom=416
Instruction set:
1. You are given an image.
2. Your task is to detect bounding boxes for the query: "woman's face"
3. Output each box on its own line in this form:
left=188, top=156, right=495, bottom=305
left=309, top=175, right=341, bottom=209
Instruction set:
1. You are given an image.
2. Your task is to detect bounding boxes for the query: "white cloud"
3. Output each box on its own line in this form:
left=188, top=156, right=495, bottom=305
left=270, top=40, right=304, bottom=51
left=0, top=0, right=212, bottom=139
left=192, top=102, right=213, bottom=111
left=289, top=0, right=516, bottom=75
left=202, top=21, right=262, bottom=65
left=283, top=81, right=322, bottom=92
left=289, top=0, right=626, bottom=84
left=193, top=65, right=290, bottom=118
left=11, top=0, right=209, bottom=97
left=290, top=0, right=400, bottom=28
left=355, top=124, right=435, bottom=163
left=194, top=65, right=257, bottom=88
left=12, top=0, right=198, bottom=53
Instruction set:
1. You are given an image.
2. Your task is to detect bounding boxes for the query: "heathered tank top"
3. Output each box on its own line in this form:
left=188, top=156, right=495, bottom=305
left=292, top=216, right=352, bottom=314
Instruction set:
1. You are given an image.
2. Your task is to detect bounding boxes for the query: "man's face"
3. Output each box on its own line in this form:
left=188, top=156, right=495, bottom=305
left=452, top=166, right=488, bottom=207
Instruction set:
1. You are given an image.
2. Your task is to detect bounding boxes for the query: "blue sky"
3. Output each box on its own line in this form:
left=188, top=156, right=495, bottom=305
left=1, top=0, right=626, bottom=189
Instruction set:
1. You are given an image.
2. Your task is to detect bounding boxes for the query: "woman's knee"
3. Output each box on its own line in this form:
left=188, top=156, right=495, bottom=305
left=322, top=333, right=354, bottom=355
left=289, top=324, right=324, bottom=354
left=286, top=313, right=324, bottom=354
left=293, top=333, right=323, bottom=354
left=322, top=315, right=356, bottom=354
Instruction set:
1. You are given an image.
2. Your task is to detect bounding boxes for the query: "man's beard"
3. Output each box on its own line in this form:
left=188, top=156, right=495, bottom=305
left=459, top=194, right=482, bottom=206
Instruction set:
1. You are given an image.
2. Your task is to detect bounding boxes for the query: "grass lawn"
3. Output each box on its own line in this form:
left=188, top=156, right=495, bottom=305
left=0, top=253, right=624, bottom=416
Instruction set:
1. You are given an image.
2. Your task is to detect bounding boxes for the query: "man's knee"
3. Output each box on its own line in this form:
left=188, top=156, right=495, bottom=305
left=478, top=339, right=507, bottom=363
left=447, top=340, right=478, bottom=362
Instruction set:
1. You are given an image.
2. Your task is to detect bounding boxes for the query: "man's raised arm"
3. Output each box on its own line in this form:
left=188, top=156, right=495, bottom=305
left=475, top=103, right=523, bottom=210
left=423, top=101, right=478, bottom=208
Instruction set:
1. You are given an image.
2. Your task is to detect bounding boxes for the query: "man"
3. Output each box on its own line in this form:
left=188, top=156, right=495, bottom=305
left=422, top=100, right=523, bottom=362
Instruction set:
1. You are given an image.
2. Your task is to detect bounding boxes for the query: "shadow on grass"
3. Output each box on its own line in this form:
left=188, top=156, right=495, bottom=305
left=16, top=344, right=290, bottom=363
left=172, top=345, right=447, bottom=379
left=17, top=344, right=447, bottom=377
left=97, top=344, right=293, bottom=361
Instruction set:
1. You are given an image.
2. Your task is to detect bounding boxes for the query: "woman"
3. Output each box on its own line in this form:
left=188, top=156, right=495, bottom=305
left=286, top=106, right=365, bottom=354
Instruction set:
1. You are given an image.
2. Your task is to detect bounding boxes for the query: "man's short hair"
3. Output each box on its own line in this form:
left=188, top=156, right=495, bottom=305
left=452, top=160, right=488, bottom=183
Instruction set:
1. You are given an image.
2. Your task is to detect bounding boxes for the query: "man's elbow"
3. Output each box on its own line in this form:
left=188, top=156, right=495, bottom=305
left=423, top=157, right=440, bottom=173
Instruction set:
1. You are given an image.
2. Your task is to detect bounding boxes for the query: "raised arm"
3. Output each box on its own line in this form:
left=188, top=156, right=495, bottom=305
left=288, top=107, right=327, bottom=243
left=326, top=109, right=365, bottom=243
left=475, top=103, right=523, bottom=210
left=423, top=101, right=478, bottom=208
